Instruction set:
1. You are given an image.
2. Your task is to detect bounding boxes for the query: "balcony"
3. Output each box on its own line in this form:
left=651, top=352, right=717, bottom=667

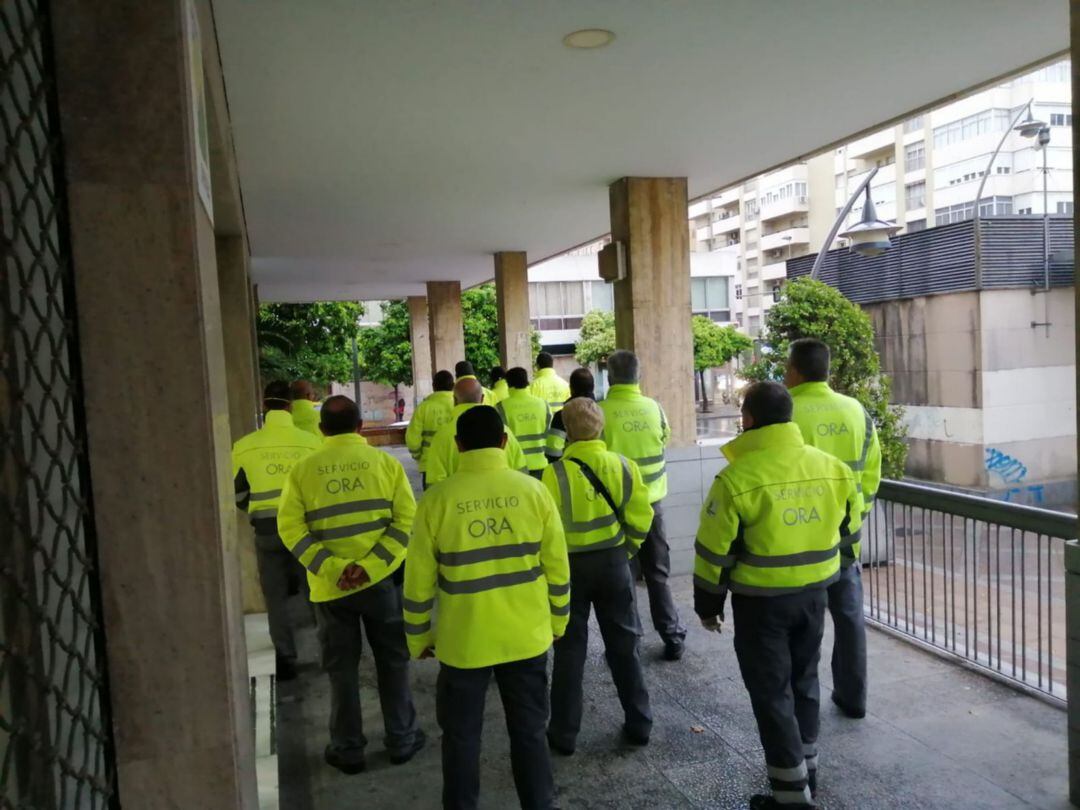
left=761, top=260, right=788, bottom=281
left=688, top=199, right=710, bottom=219
left=759, top=227, right=810, bottom=252
left=695, top=223, right=713, bottom=242
left=759, top=195, right=809, bottom=222
left=713, top=187, right=741, bottom=208
left=711, top=213, right=740, bottom=234
left=847, top=127, right=895, bottom=159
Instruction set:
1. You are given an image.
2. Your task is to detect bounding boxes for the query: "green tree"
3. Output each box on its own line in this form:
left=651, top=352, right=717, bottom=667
left=462, top=284, right=541, bottom=383
left=741, top=277, right=908, bottom=478
left=357, top=301, right=413, bottom=402
left=574, top=310, right=616, bottom=367
left=257, top=302, right=363, bottom=389
left=692, top=316, right=753, bottom=410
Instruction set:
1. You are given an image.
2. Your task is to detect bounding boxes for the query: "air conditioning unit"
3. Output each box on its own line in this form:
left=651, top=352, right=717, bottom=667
left=598, top=240, right=626, bottom=282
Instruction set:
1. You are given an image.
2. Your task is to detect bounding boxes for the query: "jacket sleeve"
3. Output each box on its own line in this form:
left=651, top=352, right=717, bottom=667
left=537, top=489, right=571, bottom=637
left=620, top=458, right=654, bottom=556
left=658, top=402, right=672, bottom=447
left=404, top=403, right=424, bottom=461
left=505, top=432, right=529, bottom=474
left=402, top=496, right=437, bottom=658
left=862, top=412, right=882, bottom=515
left=839, top=465, right=863, bottom=542
left=277, top=465, right=351, bottom=589
left=358, top=459, right=416, bottom=584
left=233, top=466, right=251, bottom=512
left=693, top=474, right=740, bottom=619
left=425, top=432, right=451, bottom=484
left=545, top=412, right=567, bottom=462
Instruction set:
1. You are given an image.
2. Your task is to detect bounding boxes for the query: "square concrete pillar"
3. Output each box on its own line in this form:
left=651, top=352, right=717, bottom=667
left=494, top=251, right=533, bottom=371
left=52, top=2, right=256, bottom=807
left=609, top=177, right=695, bottom=446
left=408, top=295, right=434, bottom=401
left=1071, top=8, right=1080, bottom=804
left=427, top=280, right=466, bottom=374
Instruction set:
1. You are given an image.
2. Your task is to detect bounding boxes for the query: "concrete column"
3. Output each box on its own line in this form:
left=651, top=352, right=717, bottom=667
left=216, top=235, right=265, bottom=615
left=408, top=295, right=434, bottom=401
left=427, top=281, right=466, bottom=373
left=52, top=3, right=256, bottom=807
left=494, top=251, right=533, bottom=371
left=609, top=177, right=695, bottom=446
left=1070, top=9, right=1080, bottom=804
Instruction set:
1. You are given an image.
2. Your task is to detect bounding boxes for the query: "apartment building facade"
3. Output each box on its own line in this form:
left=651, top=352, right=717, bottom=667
left=688, top=58, right=1073, bottom=337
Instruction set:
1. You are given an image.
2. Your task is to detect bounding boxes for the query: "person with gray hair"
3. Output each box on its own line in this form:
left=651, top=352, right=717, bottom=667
left=599, top=350, right=687, bottom=660
left=542, top=397, right=655, bottom=755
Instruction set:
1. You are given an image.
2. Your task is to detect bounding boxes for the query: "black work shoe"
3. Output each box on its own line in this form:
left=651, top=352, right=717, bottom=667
left=663, top=639, right=685, bottom=661
left=275, top=655, right=299, bottom=682
left=621, top=725, right=650, bottom=747
left=748, top=795, right=813, bottom=809
left=831, top=691, right=866, bottom=719
left=324, top=745, right=366, bottom=775
left=389, top=729, right=427, bottom=765
left=546, top=732, right=575, bottom=757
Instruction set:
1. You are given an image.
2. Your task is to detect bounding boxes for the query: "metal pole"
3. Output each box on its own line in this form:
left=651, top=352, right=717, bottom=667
left=1043, top=140, right=1050, bottom=291
left=352, top=332, right=361, bottom=404
left=809, top=166, right=879, bottom=280
left=974, top=98, right=1034, bottom=289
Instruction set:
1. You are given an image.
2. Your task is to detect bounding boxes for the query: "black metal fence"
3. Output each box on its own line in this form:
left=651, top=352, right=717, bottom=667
left=0, top=1, right=118, bottom=807
left=862, top=480, right=1077, bottom=705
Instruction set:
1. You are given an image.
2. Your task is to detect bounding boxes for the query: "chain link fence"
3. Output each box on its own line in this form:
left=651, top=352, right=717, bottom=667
left=0, top=1, right=118, bottom=807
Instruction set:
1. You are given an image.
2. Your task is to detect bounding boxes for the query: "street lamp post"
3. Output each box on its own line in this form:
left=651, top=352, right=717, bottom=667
left=1036, top=125, right=1051, bottom=291
left=810, top=165, right=901, bottom=280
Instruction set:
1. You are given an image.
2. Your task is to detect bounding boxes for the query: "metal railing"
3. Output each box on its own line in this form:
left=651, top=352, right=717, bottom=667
left=862, top=480, right=1077, bottom=706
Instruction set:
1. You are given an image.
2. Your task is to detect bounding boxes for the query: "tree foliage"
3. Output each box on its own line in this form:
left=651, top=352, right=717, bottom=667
left=257, top=302, right=363, bottom=389
left=462, top=284, right=541, bottom=383
left=574, top=310, right=616, bottom=367
left=357, top=300, right=413, bottom=387
left=692, top=316, right=753, bottom=371
left=741, top=278, right=908, bottom=478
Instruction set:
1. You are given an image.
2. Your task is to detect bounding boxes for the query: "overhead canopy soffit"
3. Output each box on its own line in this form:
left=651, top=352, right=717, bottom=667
left=211, top=0, right=1068, bottom=302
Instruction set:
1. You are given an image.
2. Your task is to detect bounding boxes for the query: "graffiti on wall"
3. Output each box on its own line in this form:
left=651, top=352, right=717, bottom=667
left=984, top=447, right=1028, bottom=484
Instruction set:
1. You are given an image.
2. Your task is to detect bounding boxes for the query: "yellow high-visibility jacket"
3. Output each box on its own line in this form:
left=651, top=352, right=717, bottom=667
left=541, top=439, right=653, bottom=555
left=405, top=390, right=455, bottom=473
left=290, top=399, right=322, bottom=438
left=231, top=410, right=322, bottom=536
left=497, top=388, right=551, bottom=472
left=424, top=403, right=529, bottom=484
left=530, top=367, right=571, bottom=413
left=492, top=379, right=510, bottom=403
left=457, top=374, right=496, bottom=407
left=403, top=448, right=570, bottom=668
left=693, top=422, right=859, bottom=616
left=277, top=433, right=416, bottom=602
left=599, top=384, right=671, bottom=503
left=790, top=381, right=881, bottom=566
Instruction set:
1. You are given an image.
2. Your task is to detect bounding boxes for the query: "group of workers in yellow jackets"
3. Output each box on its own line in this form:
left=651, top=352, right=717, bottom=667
left=231, top=341, right=880, bottom=810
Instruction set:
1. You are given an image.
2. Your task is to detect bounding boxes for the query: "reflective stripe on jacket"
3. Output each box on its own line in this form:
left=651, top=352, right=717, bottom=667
left=541, top=439, right=653, bottom=555
left=405, top=390, right=454, bottom=472
left=290, top=399, right=322, bottom=438
left=530, top=367, right=571, bottom=413
left=425, top=402, right=529, bottom=484
left=693, top=422, right=859, bottom=607
left=231, top=410, right=323, bottom=534
left=277, top=433, right=416, bottom=602
left=599, top=384, right=671, bottom=503
left=497, top=388, right=551, bottom=471
left=790, top=381, right=882, bottom=565
left=403, top=448, right=570, bottom=668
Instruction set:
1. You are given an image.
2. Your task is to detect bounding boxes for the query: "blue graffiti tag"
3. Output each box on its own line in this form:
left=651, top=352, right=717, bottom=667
left=985, top=448, right=1027, bottom=484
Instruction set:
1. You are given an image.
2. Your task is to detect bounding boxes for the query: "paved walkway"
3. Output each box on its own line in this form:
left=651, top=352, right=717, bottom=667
left=257, top=573, right=1071, bottom=809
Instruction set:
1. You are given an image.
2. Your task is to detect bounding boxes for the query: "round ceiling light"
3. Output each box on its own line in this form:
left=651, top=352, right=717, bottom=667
left=563, top=29, right=615, bottom=49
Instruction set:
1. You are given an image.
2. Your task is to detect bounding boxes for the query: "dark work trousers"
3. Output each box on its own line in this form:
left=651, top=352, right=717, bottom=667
left=549, top=546, right=652, bottom=748
left=732, top=589, right=826, bottom=807
left=255, top=534, right=306, bottom=661
left=633, top=501, right=686, bottom=645
left=314, top=578, right=421, bottom=763
left=828, top=562, right=867, bottom=713
left=437, top=653, right=555, bottom=810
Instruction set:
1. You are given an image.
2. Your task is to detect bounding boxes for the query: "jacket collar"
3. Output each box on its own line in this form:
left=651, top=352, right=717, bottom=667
left=722, top=422, right=805, bottom=463
left=292, top=398, right=317, bottom=412
left=789, top=381, right=833, bottom=397
left=264, top=410, right=295, bottom=428
left=457, top=447, right=510, bottom=472
left=452, top=402, right=478, bottom=417
left=536, top=367, right=555, bottom=379
left=323, top=432, right=368, bottom=447
left=507, top=387, right=531, bottom=399
left=606, top=383, right=641, bottom=397
left=564, top=439, right=606, bottom=459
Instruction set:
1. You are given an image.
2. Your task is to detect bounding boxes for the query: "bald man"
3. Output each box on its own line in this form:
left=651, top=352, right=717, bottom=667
left=424, top=379, right=529, bottom=484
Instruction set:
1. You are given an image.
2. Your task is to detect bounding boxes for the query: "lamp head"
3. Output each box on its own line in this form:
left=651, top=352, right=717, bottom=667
left=1015, top=111, right=1048, bottom=139
left=838, top=188, right=901, bottom=258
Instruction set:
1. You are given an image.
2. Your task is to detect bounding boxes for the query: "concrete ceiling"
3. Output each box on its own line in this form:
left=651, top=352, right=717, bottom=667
left=213, top=1, right=1068, bottom=302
